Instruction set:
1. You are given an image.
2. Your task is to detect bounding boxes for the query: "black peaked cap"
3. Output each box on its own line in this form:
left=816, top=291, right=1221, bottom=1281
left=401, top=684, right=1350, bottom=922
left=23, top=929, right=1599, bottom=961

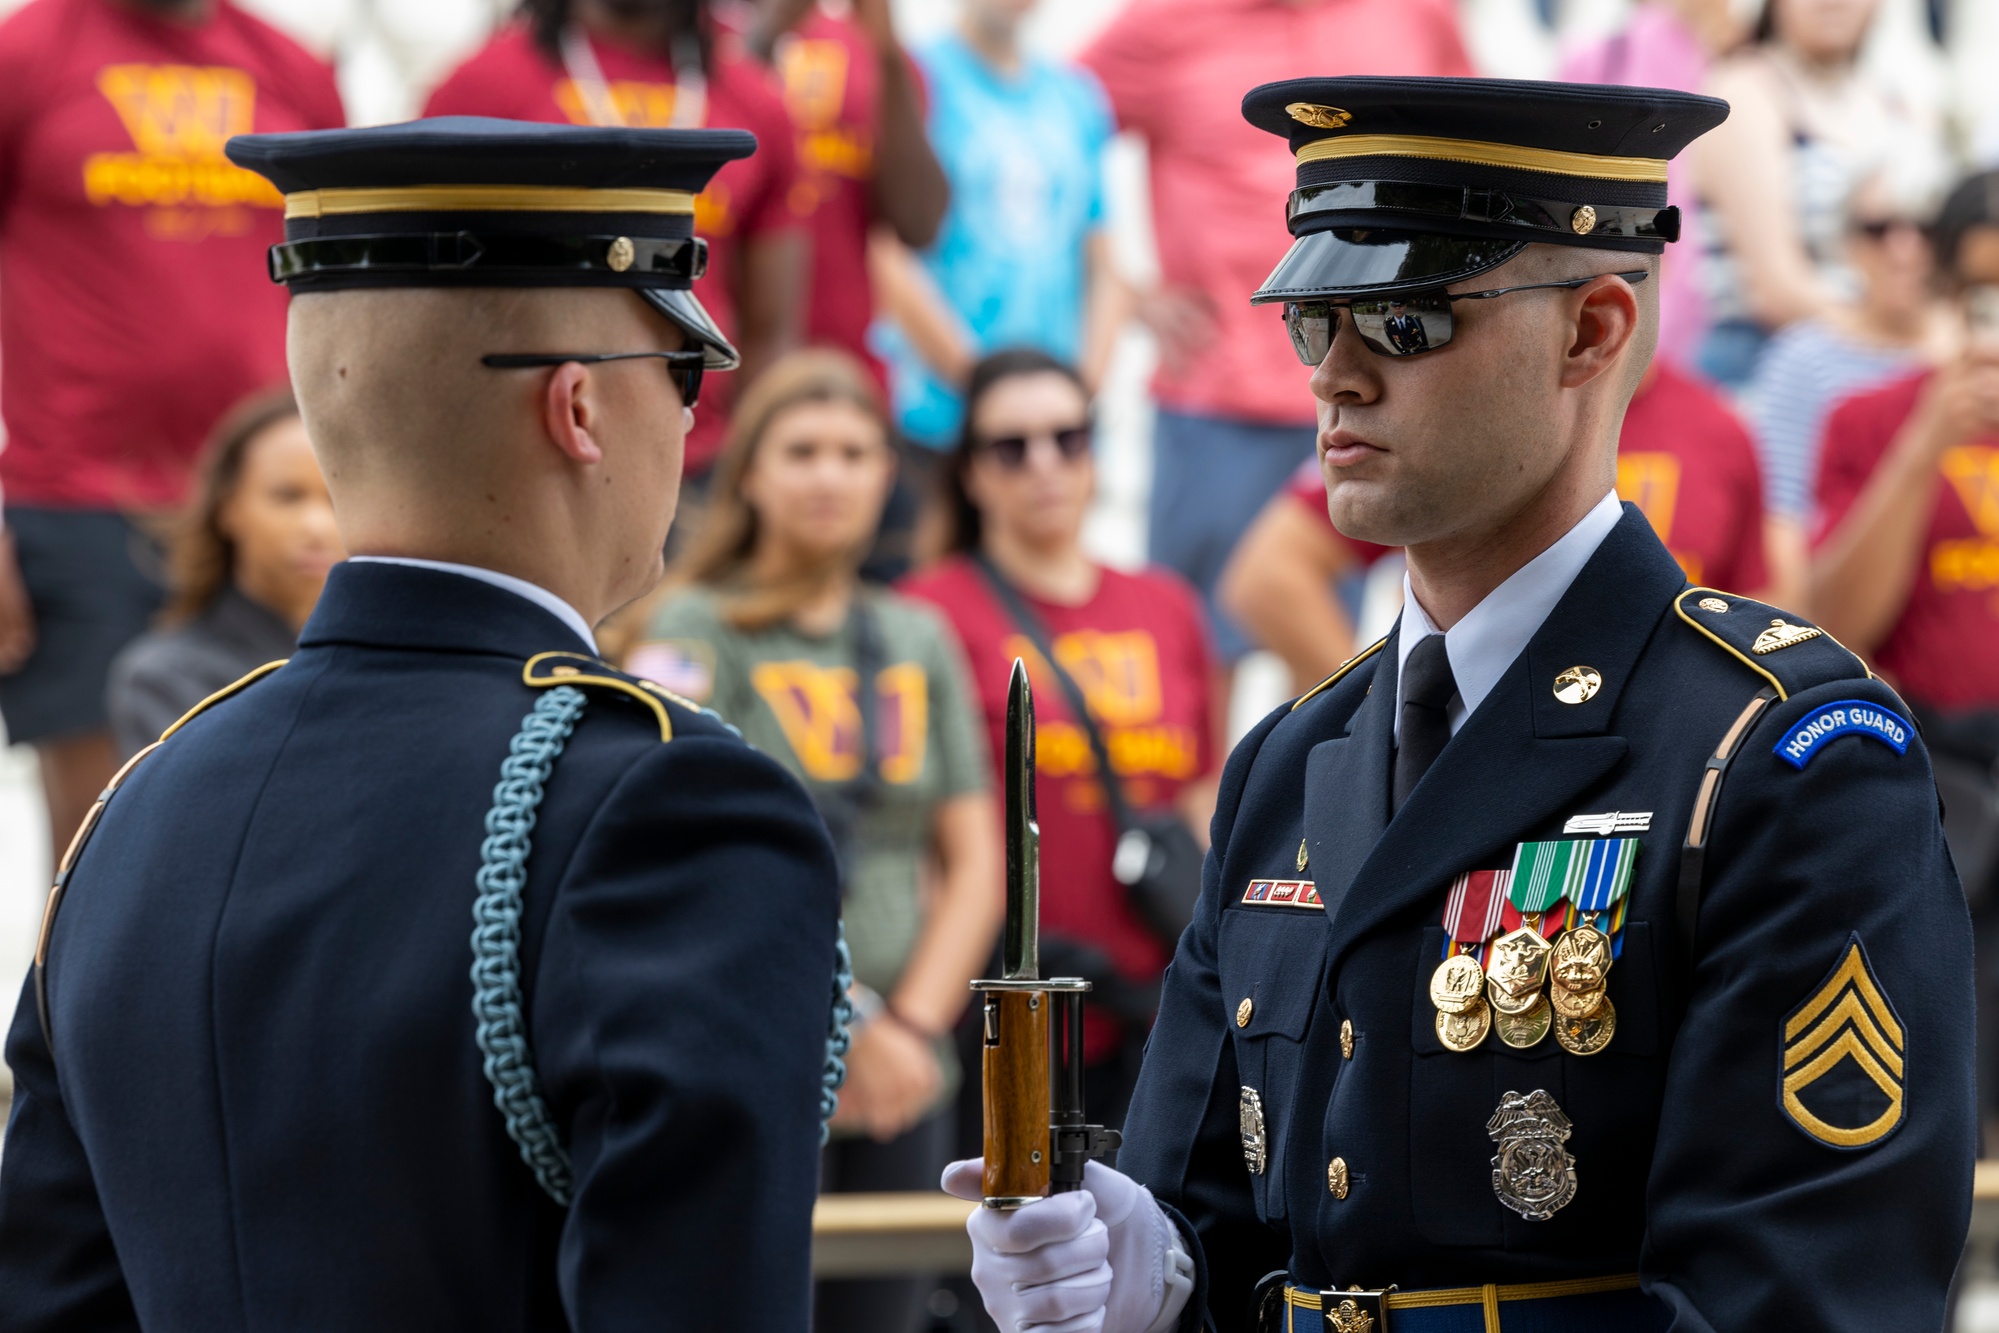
left=1239, top=77, right=1729, bottom=302
left=225, top=118, right=760, bottom=369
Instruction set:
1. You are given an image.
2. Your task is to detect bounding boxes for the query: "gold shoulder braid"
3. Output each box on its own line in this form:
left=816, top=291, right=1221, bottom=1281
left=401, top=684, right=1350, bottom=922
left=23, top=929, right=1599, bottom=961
left=34, top=659, right=288, bottom=1056
left=1291, top=635, right=1390, bottom=712
left=523, top=650, right=693, bottom=742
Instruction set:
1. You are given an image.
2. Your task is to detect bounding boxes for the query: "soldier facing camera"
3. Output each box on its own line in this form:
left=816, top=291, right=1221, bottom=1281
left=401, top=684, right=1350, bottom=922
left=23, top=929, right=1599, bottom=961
left=0, top=119, right=843, bottom=1329
left=948, top=77, right=1976, bottom=1332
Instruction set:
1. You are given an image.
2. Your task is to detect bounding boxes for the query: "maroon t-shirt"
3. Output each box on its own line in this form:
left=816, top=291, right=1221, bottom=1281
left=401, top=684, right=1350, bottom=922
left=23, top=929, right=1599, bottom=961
left=902, top=556, right=1218, bottom=1061
left=0, top=0, right=342, bottom=510
left=1814, top=370, right=1999, bottom=710
left=424, top=23, right=804, bottom=475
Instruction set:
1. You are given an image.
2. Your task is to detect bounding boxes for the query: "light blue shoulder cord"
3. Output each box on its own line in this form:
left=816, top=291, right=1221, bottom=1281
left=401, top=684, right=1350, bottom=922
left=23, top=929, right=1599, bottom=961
left=472, top=683, right=856, bottom=1204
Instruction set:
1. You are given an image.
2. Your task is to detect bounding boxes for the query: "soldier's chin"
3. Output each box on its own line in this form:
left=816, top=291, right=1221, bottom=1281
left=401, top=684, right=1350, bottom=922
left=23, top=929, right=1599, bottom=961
left=1324, top=486, right=1419, bottom=550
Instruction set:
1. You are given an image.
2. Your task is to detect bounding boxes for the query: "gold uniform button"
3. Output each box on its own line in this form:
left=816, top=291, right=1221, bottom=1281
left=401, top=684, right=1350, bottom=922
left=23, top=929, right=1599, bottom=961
left=1236, top=997, right=1254, bottom=1028
left=1340, top=1019, right=1354, bottom=1060
left=1327, top=1156, right=1350, bottom=1200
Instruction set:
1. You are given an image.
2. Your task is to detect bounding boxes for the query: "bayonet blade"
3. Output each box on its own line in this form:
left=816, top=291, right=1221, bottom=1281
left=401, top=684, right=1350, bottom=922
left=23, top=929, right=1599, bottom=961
left=1002, top=658, right=1040, bottom=981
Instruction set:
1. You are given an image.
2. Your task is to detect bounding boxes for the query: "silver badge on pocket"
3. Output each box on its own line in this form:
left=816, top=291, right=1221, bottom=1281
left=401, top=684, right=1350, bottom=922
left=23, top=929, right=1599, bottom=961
left=1488, top=1089, right=1576, bottom=1220
left=1240, top=1086, right=1267, bottom=1175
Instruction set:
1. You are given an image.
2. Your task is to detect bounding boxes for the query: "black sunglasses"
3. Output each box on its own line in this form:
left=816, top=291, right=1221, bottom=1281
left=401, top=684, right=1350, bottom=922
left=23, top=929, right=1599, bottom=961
left=1282, top=270, right=1650, bottom=364
left=976, top=424, right=1092, bottom=469
left=481, top=351, right=706, bottom=408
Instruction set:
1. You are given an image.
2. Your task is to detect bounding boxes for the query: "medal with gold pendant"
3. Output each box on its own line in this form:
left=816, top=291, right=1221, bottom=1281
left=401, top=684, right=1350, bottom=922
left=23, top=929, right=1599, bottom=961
left=1546, top=838, right=1639, bottom=1043
left=1436, top=996, right=1492, bottom=1052
left=1429, top=869, right=1511, bottom=1045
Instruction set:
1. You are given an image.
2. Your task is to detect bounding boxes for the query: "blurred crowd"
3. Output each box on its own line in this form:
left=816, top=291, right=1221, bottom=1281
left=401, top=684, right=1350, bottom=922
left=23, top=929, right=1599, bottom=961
left=2, top=0, right=1999, bottom=1328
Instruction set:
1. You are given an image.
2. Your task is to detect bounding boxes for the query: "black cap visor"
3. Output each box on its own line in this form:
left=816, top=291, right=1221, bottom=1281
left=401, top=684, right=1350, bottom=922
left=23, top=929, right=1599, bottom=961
left=641, top=287, right=739, bottom=371
left=1251, top=228, right=1527, bottom=305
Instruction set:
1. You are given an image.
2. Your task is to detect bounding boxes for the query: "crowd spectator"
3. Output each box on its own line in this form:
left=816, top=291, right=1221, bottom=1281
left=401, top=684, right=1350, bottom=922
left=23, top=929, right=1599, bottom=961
left=746, top=0, right=948, bottom=378
left=743, top=0, right=950, bottom=582
left=622, top=349, right=999, bottom=1333
left=424, top=0, right=806, bottom=486
left=1228, top=360, right=1780, bottom=688
left=1694, top=0, right=1946, bottom=387
left=901, top=348, right=1222, bottom=1128
left=871, top=0, right=1127, bottom=456
left=1557, top=0, right=1748, bottom=369
left=106, top=392, right=339, bottom=759
left=1810, top=169, right=1999, bottom=738
left=1077, top=0, right=1473, bottom=674
left=0, top=0, right=342, bottom=848
left=1749, top=168, right=1946, bottom=526
left=1812, top=170, right=1999, bottom=1135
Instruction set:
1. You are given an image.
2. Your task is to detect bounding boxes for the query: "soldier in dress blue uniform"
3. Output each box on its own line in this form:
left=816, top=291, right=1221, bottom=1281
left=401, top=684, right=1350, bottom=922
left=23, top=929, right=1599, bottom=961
left=0, top=119, right=843, bottom=1329
left=948, top=79, right=1977, bottom=1332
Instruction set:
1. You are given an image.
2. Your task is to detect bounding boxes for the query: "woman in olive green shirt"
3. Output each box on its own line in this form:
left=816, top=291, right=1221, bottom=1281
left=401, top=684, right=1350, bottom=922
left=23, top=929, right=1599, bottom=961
left=625, top=350, right=1001, bottom=1333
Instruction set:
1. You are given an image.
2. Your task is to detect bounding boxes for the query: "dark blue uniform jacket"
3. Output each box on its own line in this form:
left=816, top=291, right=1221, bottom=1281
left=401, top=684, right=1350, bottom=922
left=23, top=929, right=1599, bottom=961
left=1122, top=507, right=1975, bottom=1332
left=0, top=562, right=841, bottom=1330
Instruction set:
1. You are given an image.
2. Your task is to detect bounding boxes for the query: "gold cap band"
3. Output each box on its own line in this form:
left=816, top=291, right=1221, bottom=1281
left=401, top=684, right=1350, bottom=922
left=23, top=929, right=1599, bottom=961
left=285, top=184, right=699, bottom=220
left=1295, top=134, right=1668, bottom=184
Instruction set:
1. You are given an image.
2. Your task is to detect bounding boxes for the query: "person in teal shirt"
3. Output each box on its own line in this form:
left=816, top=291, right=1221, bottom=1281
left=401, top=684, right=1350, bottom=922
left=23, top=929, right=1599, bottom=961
left=873, top=0, right=1128, bottom=451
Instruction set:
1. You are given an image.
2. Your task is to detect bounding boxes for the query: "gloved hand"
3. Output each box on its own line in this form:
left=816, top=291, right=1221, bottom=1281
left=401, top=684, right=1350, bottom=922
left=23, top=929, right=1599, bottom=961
left=942, top=1158, right=1194, bottom=1333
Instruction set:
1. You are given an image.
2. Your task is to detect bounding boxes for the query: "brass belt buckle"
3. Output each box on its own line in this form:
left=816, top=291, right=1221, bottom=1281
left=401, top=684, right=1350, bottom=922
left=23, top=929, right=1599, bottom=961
left=1322, top=1287, right=1395, bottom=1333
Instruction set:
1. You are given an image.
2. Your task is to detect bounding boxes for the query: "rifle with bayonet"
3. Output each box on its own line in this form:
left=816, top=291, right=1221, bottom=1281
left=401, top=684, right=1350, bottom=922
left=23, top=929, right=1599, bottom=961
left=971, top=659, right=1121, bottom=1207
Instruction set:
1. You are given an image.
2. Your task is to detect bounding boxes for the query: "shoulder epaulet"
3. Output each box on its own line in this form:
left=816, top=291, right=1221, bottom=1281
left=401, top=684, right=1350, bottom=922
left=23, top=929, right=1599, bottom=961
left=1290, top=635, right=1389, bottom=712
left=524, top=650, right=709, bottom=742
left=36, top=657, right=287, bottom=1055
left=1672, top=587, right=1870, bottom=702
left=160, top=657, right=289, bottom=740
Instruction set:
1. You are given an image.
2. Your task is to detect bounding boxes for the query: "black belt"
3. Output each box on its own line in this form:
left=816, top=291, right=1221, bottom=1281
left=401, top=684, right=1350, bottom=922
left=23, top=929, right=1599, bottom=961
left=1254, top=1272, right=1655, bottom=1332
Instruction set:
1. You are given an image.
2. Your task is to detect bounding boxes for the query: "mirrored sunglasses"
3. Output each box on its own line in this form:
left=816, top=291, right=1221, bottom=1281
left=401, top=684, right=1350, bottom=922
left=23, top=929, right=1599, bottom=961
left=1282, top=270, right=1650, bottom=365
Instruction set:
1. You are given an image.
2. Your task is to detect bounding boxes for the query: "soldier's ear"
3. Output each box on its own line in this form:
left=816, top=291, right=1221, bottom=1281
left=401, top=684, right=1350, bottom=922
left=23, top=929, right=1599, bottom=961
left=542, top=361, right=604, bottom=466
left=1557, top=274, right=1642, bottom=392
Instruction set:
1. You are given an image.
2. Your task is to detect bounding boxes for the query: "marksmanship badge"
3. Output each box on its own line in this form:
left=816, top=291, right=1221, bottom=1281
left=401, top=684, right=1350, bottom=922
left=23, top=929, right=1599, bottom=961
left=1488, top=1089, right=1578, bottom=1220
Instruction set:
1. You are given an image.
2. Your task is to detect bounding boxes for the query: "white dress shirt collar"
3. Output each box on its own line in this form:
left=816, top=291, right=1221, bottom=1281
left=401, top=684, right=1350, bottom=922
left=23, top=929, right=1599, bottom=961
left=347, top=557, right=599, bottom=654
left=1394, top=490, right=1624, bottom=741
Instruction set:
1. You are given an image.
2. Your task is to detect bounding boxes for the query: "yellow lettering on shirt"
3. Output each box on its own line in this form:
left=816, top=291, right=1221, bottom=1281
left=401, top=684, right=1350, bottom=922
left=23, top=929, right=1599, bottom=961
left=1932, top=447, right=1999, bottom=596
left=751, top=659, right=927, bottom=784
left=1616, top=452, right=1681, bottom=542
left=1003, top=628, right=1198, bottom=785
left=1004, top=630, right=1164, bottom=728
left=85, top=65, right=281, bottom=214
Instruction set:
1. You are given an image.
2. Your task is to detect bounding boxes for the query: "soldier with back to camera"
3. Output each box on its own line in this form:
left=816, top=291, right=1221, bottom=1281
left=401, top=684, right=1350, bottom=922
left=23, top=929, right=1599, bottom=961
left=0, top=118, right=844, bottom=1330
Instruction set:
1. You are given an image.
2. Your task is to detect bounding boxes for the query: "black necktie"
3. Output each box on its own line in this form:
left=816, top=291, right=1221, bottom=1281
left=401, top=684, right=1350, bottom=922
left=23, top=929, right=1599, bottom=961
left=1394, top=633, right=1459, bottom=813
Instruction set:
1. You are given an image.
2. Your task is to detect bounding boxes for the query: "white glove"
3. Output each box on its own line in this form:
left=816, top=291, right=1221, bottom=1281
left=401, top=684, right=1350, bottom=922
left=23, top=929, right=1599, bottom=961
left=942, top=1158, right=1195, bottom=1333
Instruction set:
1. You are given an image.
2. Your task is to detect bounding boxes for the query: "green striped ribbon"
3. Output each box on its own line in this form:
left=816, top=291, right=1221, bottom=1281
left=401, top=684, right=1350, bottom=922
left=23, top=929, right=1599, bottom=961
left=1507, top=837, right=1640, bottom=914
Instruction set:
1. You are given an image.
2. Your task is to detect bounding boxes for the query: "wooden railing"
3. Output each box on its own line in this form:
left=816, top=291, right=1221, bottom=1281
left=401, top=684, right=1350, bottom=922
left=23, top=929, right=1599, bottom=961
left=812, top=1192, right=975, bottom=1277
left=813, top=1175, right=1999, bottom=1277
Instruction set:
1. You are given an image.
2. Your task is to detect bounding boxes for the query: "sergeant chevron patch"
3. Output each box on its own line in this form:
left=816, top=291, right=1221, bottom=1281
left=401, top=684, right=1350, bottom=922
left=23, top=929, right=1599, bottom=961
left=1781, top=935, right=1906, bottom=1149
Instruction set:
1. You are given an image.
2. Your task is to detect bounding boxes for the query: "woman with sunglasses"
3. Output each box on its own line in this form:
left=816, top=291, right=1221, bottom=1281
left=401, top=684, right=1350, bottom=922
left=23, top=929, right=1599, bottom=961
left=621, top=348, right=1000, bottom=1333
left=902, top=347, right=1223, bottom=1128
left=1749, top=168, right=1951, bottom=534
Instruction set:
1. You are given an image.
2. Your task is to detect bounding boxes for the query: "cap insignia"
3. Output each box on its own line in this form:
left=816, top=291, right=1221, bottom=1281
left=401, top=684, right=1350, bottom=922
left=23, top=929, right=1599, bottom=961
left=1570, top=205, right=1597, bottom=235
left=606, top=236, right=636, bottom=272
left=1287, top=102, right=1352, bottom=130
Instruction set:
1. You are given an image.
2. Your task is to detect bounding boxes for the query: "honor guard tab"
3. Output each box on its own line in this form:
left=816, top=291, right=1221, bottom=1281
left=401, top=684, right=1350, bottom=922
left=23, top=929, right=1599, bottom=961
left=225, top=117, right=755, bottom=370
left=1238, top=77, right=1728, bottom=304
